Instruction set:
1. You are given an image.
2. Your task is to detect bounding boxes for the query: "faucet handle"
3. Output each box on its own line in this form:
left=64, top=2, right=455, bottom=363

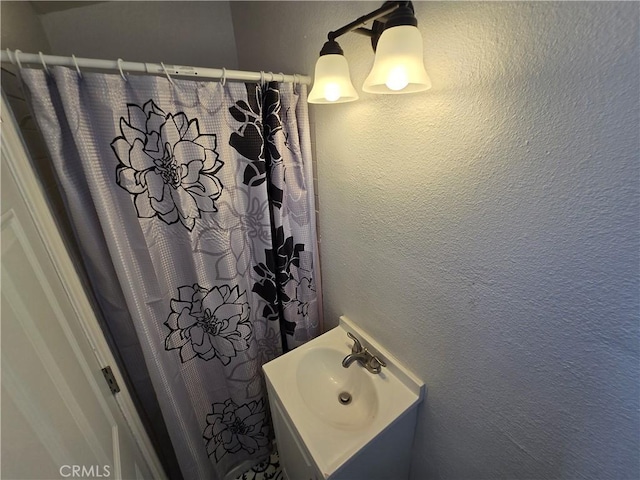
left=367, top=354, right=387, bottom=373
left=346, top=331, right=363, bottom=354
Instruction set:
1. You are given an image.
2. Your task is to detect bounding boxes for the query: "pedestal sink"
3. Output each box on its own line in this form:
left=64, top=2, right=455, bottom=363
left=263, top=316, right=425, bottom=480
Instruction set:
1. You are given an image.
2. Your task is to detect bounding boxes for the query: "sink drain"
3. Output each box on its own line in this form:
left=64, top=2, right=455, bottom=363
left=338, top=391, right=352, bottom=405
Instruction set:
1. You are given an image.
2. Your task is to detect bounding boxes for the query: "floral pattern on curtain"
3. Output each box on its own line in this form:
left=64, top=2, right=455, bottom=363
left=229, top=84, right=319, bottom=346
left=21, top=67, right=320, bottom=480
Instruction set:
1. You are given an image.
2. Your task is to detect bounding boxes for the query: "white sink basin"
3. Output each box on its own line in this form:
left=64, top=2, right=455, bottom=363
left=263, top=316, right=424, bottom=479
left=296, top=346, right=378, bottom=429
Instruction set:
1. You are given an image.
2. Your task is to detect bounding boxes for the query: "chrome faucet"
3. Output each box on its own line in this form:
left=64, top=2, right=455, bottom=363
left=342, top=332, right=387, bottom=374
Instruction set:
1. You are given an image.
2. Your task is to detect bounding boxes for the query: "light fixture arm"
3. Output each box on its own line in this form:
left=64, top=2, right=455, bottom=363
left=327, top=1, right=414, bottom=50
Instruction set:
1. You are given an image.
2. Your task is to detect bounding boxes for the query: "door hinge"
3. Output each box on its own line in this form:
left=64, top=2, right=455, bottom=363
left=101, top=366, right=120, bottom=394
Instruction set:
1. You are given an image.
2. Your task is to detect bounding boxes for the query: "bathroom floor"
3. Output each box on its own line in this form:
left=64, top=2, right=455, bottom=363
left=234, top=450, right=283, bottom=480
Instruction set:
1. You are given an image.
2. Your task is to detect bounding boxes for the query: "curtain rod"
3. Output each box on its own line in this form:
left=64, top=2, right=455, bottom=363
left=1, top=49, right=311, bottom=85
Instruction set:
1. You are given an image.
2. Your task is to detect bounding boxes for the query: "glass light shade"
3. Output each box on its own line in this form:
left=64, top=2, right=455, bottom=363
left=363, top=25, right=432, bottom=94
left=308, top=54, right=359, bottom=104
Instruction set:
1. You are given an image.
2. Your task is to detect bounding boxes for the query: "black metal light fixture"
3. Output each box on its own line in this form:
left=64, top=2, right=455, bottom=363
left=308, top=1, right=431, bottom=104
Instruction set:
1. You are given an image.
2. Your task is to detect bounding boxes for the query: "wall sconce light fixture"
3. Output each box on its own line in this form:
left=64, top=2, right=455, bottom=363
left=308, top=1, right=431, bottom=104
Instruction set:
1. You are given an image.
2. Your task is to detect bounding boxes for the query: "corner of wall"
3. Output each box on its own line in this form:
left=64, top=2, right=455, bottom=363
left=1, top=1, right=52, bottom=53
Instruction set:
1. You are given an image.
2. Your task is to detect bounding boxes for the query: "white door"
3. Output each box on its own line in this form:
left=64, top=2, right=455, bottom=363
left=1, top=94, right=166, bottom=480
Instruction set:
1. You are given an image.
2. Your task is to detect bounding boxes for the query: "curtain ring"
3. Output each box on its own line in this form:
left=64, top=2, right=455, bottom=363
left=72, top=54, right=82, bottom=79
left=278, top=72, right=285, bottom=83
left=117, top=58, right=127, bottom=81
left=38, top=51, right=50, bottom=75
left=268, top=71, right=274, bottom=82
left=5, top=48, right=15, bottom=65
left=160, top=62, right=175, bottom=85
left=259, top=71, right=265, bottom=88
left=220, top=67, right=227, bottom=86
left=14, top=50, right=23, bottom=69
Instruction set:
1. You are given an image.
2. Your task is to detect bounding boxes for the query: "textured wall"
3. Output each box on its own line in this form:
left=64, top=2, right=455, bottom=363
left=233, top=2, right=640, bottom=479
left=38, top=1, right=238, bottom=68
left=1, top=1, right=51, bottom=53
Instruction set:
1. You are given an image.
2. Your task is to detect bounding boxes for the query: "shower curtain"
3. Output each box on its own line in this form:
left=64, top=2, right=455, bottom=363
left=21, top=67, right=320, bottom=479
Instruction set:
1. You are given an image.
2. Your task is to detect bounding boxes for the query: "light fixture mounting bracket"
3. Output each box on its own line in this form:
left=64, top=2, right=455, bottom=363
left=326, top=1, right=416, bottom=52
